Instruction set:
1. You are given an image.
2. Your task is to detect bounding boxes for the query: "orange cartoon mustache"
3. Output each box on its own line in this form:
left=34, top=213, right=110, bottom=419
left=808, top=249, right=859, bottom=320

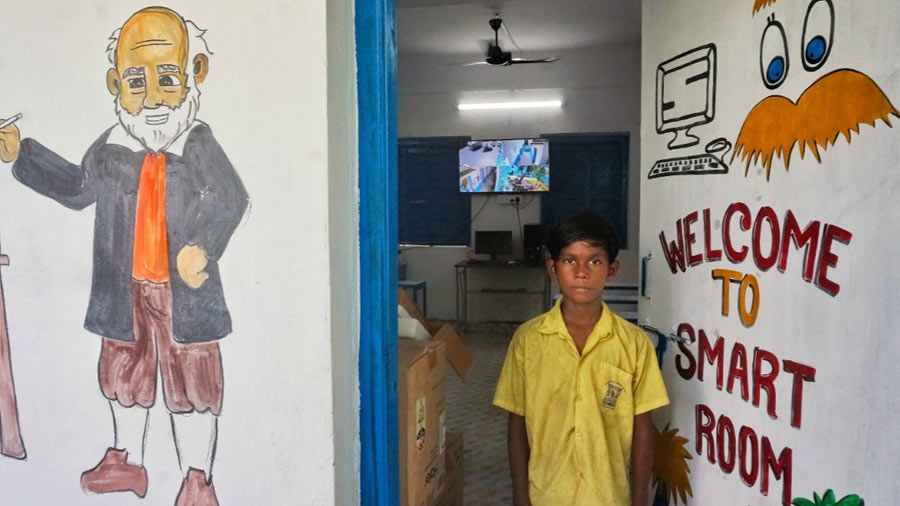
left=732, top=69, right=899, bottom=179
left=753, top=0, right=778, bottom=15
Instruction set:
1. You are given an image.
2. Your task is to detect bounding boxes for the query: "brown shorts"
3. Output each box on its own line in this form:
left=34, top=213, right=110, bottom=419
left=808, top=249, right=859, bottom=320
left=98, top=281, right=223, bottom=415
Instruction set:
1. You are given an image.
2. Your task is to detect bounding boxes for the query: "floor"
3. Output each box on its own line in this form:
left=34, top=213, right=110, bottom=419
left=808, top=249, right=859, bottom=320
left=444, top=322, right=518, bottom=506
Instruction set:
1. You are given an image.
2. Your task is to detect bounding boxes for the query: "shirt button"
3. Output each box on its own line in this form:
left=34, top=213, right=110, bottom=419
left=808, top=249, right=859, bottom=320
left=575, top=433, right=582, bottom=439
left=575, top=394, right=582, bottom=402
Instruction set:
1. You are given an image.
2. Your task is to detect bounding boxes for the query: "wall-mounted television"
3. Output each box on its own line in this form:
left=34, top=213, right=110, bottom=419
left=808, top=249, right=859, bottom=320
left=459, top=138, right=550, bottom=193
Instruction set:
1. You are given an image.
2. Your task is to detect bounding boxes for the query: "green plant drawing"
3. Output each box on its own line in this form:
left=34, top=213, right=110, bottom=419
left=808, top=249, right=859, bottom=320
left=792, top=489, right=864, bottom=506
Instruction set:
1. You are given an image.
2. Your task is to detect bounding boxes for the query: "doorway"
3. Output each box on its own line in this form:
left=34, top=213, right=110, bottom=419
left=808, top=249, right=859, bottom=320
left=356, top=0, right=399, bottom=505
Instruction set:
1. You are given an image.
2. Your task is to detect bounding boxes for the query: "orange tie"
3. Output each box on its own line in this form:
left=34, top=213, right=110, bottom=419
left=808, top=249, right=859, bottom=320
left=133, top=153, right=169, bottom=282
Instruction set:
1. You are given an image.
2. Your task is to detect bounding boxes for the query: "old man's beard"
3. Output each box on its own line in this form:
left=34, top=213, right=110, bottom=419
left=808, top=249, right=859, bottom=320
left=115, top=82, right=201, bottom=153
left=732, top=69, right=899, bottom=180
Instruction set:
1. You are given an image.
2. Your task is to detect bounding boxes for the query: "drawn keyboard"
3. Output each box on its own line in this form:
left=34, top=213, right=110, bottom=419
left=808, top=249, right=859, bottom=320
left=648, top=154, right=729, bottom=179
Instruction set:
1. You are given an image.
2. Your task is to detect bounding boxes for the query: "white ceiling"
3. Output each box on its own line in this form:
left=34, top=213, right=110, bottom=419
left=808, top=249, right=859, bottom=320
left=397, top=0, right=641, bottom=58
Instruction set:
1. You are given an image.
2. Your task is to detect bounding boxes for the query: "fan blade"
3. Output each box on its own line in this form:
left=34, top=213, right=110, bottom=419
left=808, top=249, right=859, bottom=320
left=450, top=56, right=558, bottom=67
left=508, top=57, right=559, bottom=65
left=442, top=59, right=489, bottom=66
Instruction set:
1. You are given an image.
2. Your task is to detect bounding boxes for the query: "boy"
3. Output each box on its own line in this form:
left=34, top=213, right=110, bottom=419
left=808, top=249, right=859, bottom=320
left=493, top=212, right=669, bottom=506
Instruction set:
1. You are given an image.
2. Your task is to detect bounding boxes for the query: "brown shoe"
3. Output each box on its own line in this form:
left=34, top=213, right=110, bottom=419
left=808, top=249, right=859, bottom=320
left=175, top=468, right=219, bottom=506
left=80, top=447, right=148, bottom=497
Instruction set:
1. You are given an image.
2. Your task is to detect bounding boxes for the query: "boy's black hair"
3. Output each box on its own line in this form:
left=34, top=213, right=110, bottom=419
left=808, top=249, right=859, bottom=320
left=544, top=212, right=619, bottom=262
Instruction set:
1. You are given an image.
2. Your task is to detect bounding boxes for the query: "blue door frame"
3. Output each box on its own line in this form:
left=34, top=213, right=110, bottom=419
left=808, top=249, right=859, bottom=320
left=356, top=0, right=399, bottom=504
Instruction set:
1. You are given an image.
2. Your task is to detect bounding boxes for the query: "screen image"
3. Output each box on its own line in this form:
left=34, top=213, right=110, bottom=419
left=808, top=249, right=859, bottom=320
left=459, top=138, right=550, bottom=193
left=660, top=58, right=710, bottom=123
left=474, top=230, right=513, bottom=261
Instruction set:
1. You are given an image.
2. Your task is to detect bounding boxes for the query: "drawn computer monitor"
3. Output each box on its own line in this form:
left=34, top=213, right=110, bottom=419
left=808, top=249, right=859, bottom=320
left=656, top=44, right=717, bottom=150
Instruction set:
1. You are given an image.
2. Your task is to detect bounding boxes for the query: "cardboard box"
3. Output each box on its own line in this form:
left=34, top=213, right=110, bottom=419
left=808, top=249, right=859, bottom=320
left=433, top=430, right=464, bottom=506
left=398, top=289, right=474, bottom=379
left=398, top=339, right=447, bottom=506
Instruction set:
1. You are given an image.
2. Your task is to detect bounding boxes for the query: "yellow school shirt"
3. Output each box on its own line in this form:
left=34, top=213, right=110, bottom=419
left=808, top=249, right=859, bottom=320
left=493, top=298, right=669, bottom=505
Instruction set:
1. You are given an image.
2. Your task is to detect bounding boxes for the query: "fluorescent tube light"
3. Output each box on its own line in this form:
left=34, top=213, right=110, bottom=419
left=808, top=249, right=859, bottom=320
left=457, top=100, right=562, bottom=111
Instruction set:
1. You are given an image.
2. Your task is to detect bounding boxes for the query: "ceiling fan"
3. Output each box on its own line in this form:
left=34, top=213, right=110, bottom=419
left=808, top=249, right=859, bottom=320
left=462, top=17, right=559, bottom=67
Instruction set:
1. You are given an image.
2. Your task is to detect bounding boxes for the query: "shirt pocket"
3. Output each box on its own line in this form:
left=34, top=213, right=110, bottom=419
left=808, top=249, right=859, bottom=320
left=589, top=361, right=634, bottom=418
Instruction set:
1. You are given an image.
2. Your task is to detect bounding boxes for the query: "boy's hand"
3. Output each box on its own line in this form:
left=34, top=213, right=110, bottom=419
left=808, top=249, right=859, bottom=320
left=508, top=413, right=532, bottom=506
left=630, top=412, right=654, bottom=506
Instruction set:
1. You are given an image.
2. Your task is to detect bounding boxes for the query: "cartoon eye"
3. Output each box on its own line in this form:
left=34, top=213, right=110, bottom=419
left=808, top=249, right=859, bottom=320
left=159, top=75, right=182, bottom=87
left=127, top=77, right=146, bottom=89
left=767, top=57, right=785, bottom=83
left=760, top=16, right=789, bottom=89
left=801, top=0, right=834, bottom=71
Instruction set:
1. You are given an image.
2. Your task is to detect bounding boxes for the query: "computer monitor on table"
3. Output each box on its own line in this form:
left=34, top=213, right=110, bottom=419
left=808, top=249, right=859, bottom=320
left=474, top=231, right=513, bottom=261
left=656, top=43, right=716, bottom=150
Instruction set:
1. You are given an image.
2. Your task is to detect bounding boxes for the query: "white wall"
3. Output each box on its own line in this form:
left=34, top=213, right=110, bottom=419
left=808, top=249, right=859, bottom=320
left=641, top=1, right=900, bottom=504
left=327, top=0, right=360, bottom=503
left=398, top=44, right=642, bottom=321
left=0, top=1, right=356, bottom=504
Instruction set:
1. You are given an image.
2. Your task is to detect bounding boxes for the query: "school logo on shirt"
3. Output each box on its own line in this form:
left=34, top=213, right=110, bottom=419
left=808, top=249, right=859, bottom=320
left=603, top=381, right=625, bottom=409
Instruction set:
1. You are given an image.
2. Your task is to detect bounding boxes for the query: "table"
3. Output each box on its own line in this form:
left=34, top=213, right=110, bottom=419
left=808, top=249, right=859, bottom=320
left=454, top=260, right=551, bottom=324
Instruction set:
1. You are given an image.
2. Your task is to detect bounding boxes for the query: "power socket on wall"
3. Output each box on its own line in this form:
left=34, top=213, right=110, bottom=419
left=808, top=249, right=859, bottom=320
left=497, top=195, right=521, bottom=206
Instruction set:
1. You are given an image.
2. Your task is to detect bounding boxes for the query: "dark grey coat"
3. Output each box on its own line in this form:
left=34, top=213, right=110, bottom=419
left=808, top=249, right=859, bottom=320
left=12, top=124, right=248, bottom=343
